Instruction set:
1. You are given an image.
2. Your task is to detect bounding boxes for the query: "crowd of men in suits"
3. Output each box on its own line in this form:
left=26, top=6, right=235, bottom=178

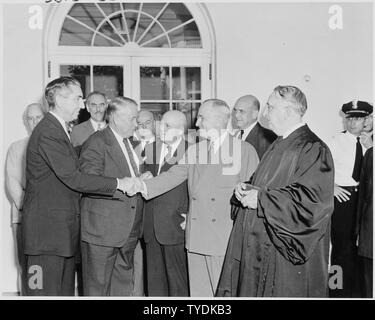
left=5, top=76, right=373, bottom=297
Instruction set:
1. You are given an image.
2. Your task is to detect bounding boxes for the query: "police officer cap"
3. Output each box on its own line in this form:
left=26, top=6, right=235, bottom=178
left=342, top=100, right=373, bottom=118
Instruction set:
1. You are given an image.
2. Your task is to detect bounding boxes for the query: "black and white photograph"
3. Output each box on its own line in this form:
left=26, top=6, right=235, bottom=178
left=0, top=0, right=373, bottom=303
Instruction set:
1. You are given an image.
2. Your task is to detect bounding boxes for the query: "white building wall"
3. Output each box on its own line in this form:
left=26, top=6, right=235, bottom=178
left=0, top=2, right=373, bottom=294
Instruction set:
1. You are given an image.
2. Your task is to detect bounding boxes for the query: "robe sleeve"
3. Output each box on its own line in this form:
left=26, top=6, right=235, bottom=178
left=257, top=141, right=334, bottom=265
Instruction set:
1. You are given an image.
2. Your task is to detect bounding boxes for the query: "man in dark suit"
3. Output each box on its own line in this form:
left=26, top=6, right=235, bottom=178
left=79, top=97, right=148, bottom=296
left=143, top=110, right=190, bottom=296
left=233, top=95, right=277, bottom=159
left=70, top=91, right=108, bottom=147
left=355, top=114, right=373, bottom=297
left=21, top=77, right=131, bottom=296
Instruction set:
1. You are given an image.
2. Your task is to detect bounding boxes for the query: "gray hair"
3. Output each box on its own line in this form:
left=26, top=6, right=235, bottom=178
left=106, top=96, right=137, bottom=119
left=44, top=76, right=81, bottom=109
left=273, top=85, right=307, bottom=116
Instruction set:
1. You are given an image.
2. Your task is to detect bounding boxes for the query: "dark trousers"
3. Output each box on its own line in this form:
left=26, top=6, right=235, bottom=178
left=81, top=235, right=139, bottom=296
left=23, top=254, right=76, bottom=296
left=357, top=256, right=373, bottom=298
left=145, top=229, right=189, bottom=296
left=330, top=187, right=359, bottom=297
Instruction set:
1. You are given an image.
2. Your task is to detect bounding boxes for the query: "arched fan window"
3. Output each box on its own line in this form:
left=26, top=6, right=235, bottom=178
left=59, top=2, right=202, bottom=48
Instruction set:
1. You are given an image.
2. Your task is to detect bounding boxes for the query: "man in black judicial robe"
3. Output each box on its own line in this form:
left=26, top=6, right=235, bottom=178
left=216, top=86, right=334, bottom=297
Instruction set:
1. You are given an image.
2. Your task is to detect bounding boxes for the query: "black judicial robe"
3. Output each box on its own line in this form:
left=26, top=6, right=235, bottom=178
left=216, top=125, right=334, bottom=297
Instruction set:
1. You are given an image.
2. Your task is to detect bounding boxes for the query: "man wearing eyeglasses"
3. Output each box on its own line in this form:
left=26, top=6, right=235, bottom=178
left=71, top=91, right=108, bottom=147
left=133, top=110, right=156, bottom=152
left=328, top=100, right=373, bottom=297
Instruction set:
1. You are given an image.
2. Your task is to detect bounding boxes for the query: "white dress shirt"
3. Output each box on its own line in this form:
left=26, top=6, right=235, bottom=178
left=328, top=131, right=368, bottom=186
left=49, top=111, right=71, bottom=139
left=90, top=118, right=106, bottom=131
left=236, top=121, right=257, bottom=141
left=110, top=127, right=140, bottom=177
left=5, top=137, right=29, bottom=224
left=158, top=137, right=182, bottom=175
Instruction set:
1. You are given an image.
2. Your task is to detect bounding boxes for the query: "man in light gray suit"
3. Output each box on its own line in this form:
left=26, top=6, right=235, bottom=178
left=128, top=99, right=259, bottom=296
left=70, top=91, right=108, bottom=147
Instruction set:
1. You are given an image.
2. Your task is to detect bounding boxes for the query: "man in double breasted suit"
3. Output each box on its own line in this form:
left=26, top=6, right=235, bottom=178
left=233, top=95, right=277, bottom=159
left=131, top=99, right=259, bottom=296
left=22, top=77, right=130, bottom=296
left=79, top=97, right=147, bottom=296
left=143, top=110, right=190, bottom=296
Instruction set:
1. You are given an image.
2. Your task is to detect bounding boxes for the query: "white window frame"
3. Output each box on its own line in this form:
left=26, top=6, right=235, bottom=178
left=43, top=2, right=216, bottom=104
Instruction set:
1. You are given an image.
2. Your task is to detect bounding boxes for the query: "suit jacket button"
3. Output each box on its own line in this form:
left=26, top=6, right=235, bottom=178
left=192, top=217, right=197, bottom=220
left=192, top=197, right=196, bottom=200
left=212, top=218, right=216, bottom=222
left=131, top=206, right=135, bottom=209
left=211, top=198, right=215, bottom=201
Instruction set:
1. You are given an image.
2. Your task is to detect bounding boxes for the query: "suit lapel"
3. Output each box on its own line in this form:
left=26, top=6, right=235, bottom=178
left=85, top=119, right=95, bottom=134
left=103, top=127, right=131, bottom=177
left=46, top=113, right=78, bottom=160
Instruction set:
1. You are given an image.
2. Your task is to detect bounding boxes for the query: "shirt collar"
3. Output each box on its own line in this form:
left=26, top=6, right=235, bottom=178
left=240, top=121, right=257, bottom=139
left=90, top=118, right=106, bottom=131
left=49, top=111, right=70, bottom=138
left=282, top=122, right=305, bottom=139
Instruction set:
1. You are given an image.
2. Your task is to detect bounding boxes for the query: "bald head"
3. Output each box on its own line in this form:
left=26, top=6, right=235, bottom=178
left=160, top=110, right=187, bottom=144
left=233, top=95, right=260, bottom=130
left=23, top=103, right=45, bottom=134
left=196, top=99, right=231, bottom=140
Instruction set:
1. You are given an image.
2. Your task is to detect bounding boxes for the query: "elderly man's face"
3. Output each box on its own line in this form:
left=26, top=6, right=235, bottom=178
left=346, top=116, right=365, bottom=136
left=57, top=85, right=85, bottom=122
left=265, top=93, right=287, bottom=135
left=233, top=101, right=258, bottom=130
left=196, top=103, right=219, bottom=140
left=26, top=104, right=44, bottom=133
left=160, top=116, right=184, bottom=144
left=136, top=112, right=155, bottom=140
left=87, top=94, right=107, bottom=122
left=113, top=103, right=138, bottom=138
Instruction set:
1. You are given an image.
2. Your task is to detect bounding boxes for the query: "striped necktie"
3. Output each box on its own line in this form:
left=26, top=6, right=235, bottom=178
left=123, top=138, right=140, bottom=177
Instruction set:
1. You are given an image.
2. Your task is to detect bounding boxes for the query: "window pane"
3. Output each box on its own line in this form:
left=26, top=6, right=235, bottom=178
left=141, top=102, right=169, bottom=121
left=140, top=66, right=170, bottom=100
left=60, top=65, right=90, bottom=96
left=142, top=3, right=166, bottom=18
left=123, top=9, right=140, bottom=41
left=97, top=3, right=121, bottom=17
left=93, top=66, right=123, bottom=101
left=172, top=67, right=201, bottom=100
left=134, top=14, right=154, bottom=43
left=158, top=3, right=192, bottom=31
left=141, top=34, right=169, bottom=48
left=94, top=21, right=123, bottom=46
left=173, top=102, right=200, bottom=130
left=60, top=18, right=94, bottom=46
left=67, top=3, right=103, bottom=31
left=169, top=21, right=201, bottom=48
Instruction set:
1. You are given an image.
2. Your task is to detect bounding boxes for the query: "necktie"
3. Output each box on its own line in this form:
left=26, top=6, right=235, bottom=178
left=164, top=144, right=173, bottom=164
left=97, top=123, right=102, bottom=131
left=123, top=138, right=140, bottom=177
left=352, top=137, right=363, bottom=182
left=239, top=130, right=244, bottom=139
left=65, top=122, right=72, bottom=136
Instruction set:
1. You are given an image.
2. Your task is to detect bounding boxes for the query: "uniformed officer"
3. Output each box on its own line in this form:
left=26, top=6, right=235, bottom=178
left=328, top=100, right=373, bottom=297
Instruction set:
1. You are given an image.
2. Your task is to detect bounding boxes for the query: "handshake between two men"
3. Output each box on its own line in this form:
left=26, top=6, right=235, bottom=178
left=117, top=171, right=154, bottom=197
